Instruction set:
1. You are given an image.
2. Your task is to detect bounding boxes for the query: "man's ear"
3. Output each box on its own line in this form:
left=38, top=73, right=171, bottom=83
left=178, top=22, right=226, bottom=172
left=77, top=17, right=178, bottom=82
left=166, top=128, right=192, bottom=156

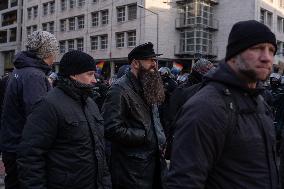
left=132, top=59, right=140, bottom=69
left=227, top=56, right=237, bottom=65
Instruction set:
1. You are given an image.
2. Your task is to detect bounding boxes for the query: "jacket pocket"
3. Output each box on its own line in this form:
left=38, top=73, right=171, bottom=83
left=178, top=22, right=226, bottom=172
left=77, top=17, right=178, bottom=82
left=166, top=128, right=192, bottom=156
left=63, top=116, right=89, bottom=140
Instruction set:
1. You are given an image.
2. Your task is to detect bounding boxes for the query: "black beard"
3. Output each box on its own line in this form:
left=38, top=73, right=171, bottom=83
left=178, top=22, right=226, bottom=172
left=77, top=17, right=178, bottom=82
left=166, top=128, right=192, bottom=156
left=138, top=68, right=165, bottom=106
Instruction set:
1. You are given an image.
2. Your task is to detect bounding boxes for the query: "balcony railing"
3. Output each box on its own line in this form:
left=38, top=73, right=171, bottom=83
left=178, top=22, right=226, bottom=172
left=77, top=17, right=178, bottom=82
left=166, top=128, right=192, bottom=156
left=176, top=18, right=218, bottom=30
left=175, top=0, right=219, bottom=5
left=174, top=45, right=218, bottom=57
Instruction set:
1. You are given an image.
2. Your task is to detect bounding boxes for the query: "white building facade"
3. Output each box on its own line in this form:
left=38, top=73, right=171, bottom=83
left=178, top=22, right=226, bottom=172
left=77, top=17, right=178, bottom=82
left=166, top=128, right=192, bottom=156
left=21, top=0, right=177, bottom=76
left=1, top=0, right=284, bottom=75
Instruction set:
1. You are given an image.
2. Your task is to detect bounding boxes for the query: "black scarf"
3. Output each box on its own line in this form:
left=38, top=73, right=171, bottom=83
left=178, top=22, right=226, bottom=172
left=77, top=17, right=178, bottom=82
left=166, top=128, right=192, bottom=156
left=57, top=77, right=94, bottom=104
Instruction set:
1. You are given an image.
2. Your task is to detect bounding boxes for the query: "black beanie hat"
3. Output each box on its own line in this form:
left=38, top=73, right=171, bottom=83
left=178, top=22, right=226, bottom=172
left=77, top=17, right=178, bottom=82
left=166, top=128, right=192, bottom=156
left=59, top=50, right=96, bottom=76
left=225, top=20, right=277, bottom=61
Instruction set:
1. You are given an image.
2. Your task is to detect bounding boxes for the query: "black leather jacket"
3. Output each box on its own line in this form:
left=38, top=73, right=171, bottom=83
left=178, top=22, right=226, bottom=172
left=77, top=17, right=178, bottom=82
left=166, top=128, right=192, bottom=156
left=102, top=72, right=167, bottom=189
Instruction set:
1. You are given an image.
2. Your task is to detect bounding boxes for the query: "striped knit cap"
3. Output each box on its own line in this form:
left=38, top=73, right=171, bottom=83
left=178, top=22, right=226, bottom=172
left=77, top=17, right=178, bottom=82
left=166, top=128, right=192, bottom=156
left=26, top=30, right=58, bottom=59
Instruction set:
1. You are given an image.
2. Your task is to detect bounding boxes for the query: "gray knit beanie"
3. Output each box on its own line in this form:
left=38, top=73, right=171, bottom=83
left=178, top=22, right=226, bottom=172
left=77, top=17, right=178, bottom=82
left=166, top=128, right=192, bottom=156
left=26, top=30, right=58, bottom=59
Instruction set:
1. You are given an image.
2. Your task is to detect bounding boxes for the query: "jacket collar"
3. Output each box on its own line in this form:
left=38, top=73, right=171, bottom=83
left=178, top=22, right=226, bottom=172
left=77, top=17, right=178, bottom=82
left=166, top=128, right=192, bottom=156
left=204, top=60, right=262, bottom=96
left=13, top=51, right=51, bottom=75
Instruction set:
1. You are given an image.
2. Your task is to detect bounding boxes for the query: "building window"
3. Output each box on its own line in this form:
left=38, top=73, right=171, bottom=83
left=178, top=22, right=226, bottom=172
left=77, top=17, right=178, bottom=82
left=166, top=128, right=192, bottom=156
left=11, top=0, right=18, bottom=7
left=0, top=31, right=7, bottom=43
left=267, top=12, right=272, bottom=27
left=127, top=30, right=136, bottom=47
left=49, top=22, right=54, bottom=34
left=68, top=40, right=75, bottom=51
left=27, top=26, right=31, bottom=36
left=27, top=8, right=32, bottom=19
left=91, top=36, right=98, bottom=50
left=93, top=0, right=98, bottom=3
left=280, top=0, right=284, bottom=7
left=43, top=3, right=48, bottom=16
left=92, top=12, right=99, bottom=27
left=116, top=32, right=124, bottom=47
left=180, top=28, right=213, bottom=54
left=60, top=19, right=66, bottom=32
left=34, top=6, right=38, bottom=18
left=100, top=35, right=108, bottom=49
left=59, top=41, right=66, bottom=53
left=77, top=38, right=84, bottom=51
left=69, top=17, right=75, bottom=31
left=32, top=25, right=37, bottom=32
left=260, top=9, right=273, bottom=28
left=70, top=0, right=75, bottom=9
left=50, top=1, right=55, bottom=14
left=117, top=6, right=126, bottom=22
left=128, top=4, right=137, bottom=20
left=277, top=16, right=283, bottom=33
left=42, top=23, right=47, bottom=31
left=260, top=9, right=265, bottom=24
left=61, top=0, right=67, bottom=11
left=78, top=16, right=84, bottom=29
left=10, top=28, right=17, bottom=42
left=78, top=0, right=85, bottom=7
left=101, top=10, right=109, bottom=25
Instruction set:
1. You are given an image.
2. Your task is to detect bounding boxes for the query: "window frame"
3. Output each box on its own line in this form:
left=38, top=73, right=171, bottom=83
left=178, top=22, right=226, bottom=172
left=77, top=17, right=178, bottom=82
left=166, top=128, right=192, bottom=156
left=100, top=35, right=108, bottom=50
left=101, top=10, right=109, bottom=25
left=127, top=30, right=136, bottom=47
left=117, top=6, right=126, bottom=23
left=116, top=32, right=125, bottom=48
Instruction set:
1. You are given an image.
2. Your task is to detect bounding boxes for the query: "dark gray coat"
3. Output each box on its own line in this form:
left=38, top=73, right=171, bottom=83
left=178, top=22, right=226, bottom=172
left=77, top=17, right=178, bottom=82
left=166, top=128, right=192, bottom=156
left=1, top=51, right=51, bottom=153
left=102, top=72, right=166, bottom=189
left=167, top=62, right=279, bottom=189
left=17, top=86, right=111, bottom=189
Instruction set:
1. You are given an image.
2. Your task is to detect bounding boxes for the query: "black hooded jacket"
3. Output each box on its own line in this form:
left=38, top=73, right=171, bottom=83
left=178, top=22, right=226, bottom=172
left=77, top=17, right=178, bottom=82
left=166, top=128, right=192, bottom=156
left=1, top=51, right=51, bottom=153
left=167, top=62, right=279, bottom=189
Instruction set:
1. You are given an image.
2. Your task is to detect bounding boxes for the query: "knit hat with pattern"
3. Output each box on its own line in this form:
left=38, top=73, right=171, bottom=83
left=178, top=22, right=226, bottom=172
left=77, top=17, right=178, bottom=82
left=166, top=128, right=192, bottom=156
left=192, top=59, right=214, bottom=75
left=26, top=30, right=58, bottom=59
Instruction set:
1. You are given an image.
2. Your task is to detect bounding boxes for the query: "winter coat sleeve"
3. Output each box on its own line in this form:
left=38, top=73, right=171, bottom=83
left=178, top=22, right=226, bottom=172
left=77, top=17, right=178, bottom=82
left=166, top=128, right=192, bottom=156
left=22, top=73, right=50, bottom=116
left=102, top=85, right=146, bottom=146
left=166, top=90, right=229, bottom=189
left=17, top=99, right=58, bottom=189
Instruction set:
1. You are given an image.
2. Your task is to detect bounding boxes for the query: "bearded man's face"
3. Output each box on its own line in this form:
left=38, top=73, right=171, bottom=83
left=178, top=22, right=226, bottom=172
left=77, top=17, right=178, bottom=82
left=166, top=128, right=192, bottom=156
left=137, top=58, right=165, bottom=106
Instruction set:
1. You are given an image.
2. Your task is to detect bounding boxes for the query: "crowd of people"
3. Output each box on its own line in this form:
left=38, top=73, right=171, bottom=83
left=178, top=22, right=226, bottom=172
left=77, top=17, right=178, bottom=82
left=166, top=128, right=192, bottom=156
left=0, top=20, right=284, bottom=189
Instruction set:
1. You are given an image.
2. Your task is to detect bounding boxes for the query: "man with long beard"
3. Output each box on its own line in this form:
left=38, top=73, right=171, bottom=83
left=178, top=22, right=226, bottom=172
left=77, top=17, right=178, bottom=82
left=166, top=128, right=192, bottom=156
left=167, top=20, right=279, bottom=189
left=102, top=42, right=167, bottom=189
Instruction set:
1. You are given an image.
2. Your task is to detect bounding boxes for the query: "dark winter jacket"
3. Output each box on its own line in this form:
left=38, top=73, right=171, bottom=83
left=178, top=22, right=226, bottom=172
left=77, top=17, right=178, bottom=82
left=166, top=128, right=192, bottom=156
left=167, top=62, right=279, bottom=189
left=17, top=80, right=111, bottom=189
left=102, top=71, right=167, bottom=189
left=1, top=51, right=51, bottom=153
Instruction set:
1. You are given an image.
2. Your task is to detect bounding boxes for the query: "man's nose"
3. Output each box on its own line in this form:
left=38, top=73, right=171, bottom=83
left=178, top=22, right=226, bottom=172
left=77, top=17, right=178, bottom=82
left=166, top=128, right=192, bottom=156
left=91, top=76, right=97, bottom=84
left=260, top=47, right=274, bottom=62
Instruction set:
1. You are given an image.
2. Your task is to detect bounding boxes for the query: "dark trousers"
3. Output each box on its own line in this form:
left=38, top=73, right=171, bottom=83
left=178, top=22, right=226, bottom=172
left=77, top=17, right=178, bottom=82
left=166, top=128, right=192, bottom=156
left=2, top=152, right=19, bottom=189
